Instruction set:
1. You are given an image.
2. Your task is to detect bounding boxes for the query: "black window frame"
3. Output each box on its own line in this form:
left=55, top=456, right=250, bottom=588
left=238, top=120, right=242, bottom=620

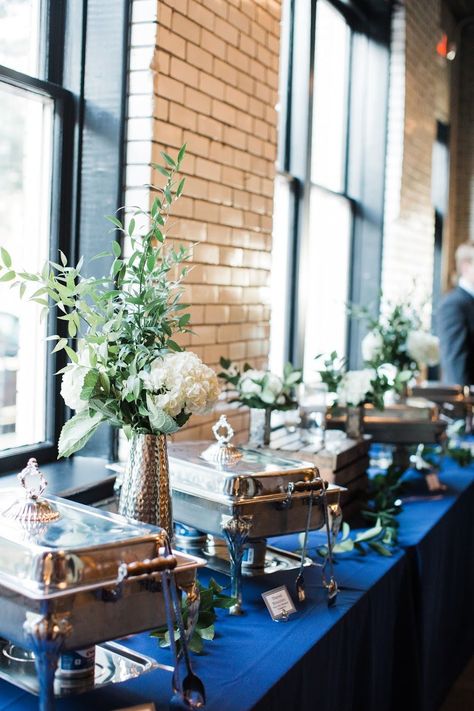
left=0, top=0, right=130, bottom=474
left=279, top=0, right=392, bottom=370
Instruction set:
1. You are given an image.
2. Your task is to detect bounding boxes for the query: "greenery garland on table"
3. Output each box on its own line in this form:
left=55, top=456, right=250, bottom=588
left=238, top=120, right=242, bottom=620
left=151, top=579, right=236, bottom=655
left=312, top=464, right=405, bottom=559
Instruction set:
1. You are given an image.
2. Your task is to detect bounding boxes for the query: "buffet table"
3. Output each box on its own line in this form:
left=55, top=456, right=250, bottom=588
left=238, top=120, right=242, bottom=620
left=0, top=457, right=472, bottom=711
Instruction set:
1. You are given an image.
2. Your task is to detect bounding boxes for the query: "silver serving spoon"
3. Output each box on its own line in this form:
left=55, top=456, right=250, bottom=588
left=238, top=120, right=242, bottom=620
left=161, top=543, right=206, bottom=709
left=295, top=490, right=314, bottom=602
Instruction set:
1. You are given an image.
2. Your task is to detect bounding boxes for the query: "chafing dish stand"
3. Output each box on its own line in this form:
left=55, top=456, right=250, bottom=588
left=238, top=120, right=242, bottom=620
left=0, top=458, right=205, bottom=711
left=169, top=416, right=344, bottom=615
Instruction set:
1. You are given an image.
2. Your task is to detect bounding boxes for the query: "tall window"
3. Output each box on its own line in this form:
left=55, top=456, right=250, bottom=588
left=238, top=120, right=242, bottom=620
left=0, top=0, right=130, bottom=472
left=303, top=0, right=352, bottom=372
left=271, top=0, right=390, bottom=377
left=0, top=1, right=65, bottom=461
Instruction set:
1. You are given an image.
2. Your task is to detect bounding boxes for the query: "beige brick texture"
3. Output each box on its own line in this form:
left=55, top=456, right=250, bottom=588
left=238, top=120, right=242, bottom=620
left=381, top=0, right=441, bottom=316
left=126, top=0, right=281, bottom=442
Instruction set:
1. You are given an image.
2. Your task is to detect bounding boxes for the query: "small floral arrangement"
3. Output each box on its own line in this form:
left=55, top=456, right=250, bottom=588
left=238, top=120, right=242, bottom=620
left=1, top=146, right=219, bottom=456
left=355, top=301, right=440, bottom=391
left=316, top=352, right=390, bottom=410
left=218, top=358, right=302, bottom=410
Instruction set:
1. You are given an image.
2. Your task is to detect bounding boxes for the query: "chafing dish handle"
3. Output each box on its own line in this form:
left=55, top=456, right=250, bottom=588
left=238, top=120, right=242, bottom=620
left=123, top=554, right=178, bottom=578
left=293, top=479, right=328, bottom=493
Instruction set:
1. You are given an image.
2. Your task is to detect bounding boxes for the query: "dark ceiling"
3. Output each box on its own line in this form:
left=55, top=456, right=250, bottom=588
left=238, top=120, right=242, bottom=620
left=446, top=0, right=474, bottom=21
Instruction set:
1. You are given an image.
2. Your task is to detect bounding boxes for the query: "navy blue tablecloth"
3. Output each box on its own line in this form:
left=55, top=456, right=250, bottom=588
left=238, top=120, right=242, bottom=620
left=0, top=458, right=472, bottom=711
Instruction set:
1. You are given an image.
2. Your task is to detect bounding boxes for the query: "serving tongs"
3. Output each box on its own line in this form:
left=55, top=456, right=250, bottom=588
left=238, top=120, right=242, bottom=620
left=295, top=490, right=314, bottom=602
left=293, top=477, right=339, bottom=606
left=161, top=537, right=206, bottom=709
left=321, top=493, right=340, bottom=606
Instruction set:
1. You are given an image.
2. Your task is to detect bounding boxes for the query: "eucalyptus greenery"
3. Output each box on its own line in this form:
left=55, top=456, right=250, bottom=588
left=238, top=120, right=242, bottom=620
left=314, top=351, right=345, bottom=394
left=351, top=302, right=420, bottom=374
left=0, top=145, right=219, bottom=456
left=313, top=519, right=397, bottom=559
left=151, top=578, right=236, bottom=655
left=362, top=464, right=404, bottom=535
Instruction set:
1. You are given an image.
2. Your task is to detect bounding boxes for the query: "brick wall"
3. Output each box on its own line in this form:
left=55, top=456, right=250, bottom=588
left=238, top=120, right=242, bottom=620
left=381, top=0, right=442, bottom=317
left=381, top=0, right=474, bottom=304
left=125, top=0, right=281, bottom=443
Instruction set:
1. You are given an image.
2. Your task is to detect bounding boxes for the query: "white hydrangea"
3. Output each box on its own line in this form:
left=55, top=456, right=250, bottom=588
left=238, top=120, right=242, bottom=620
left=377, top=362, right=398, bottom=384
left=337, top=369, right=375, bottom=407
left=61, top=366, right=90, bottom=411
left=361, top=330, right=384, bottom=362
left=140, top=351, right=220, bottom=419
left=406, top=331, right=440, bottom=367
left=60, top=345, right=94, bottom=411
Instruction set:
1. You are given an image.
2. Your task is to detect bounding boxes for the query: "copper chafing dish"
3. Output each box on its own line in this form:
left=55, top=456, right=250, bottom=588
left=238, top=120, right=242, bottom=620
left=168, top=417, right=344, bottom=614
left=0, top=459, right=204, bottom=711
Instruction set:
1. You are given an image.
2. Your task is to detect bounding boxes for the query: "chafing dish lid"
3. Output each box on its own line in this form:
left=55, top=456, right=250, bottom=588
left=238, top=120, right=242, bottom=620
left=169, top=439, right=320, bottom=500
left=0, top=485, right=169, bottom=599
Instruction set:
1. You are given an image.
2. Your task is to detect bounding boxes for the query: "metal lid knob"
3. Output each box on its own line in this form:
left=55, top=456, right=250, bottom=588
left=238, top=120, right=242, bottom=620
left=2, top=458, right=60, bottom=526
left=201, top=415, right=243, bottom=466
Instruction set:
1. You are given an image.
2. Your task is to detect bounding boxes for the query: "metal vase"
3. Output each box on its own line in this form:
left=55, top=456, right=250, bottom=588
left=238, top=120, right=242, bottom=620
left=346, top=405, right=364, bottom=440
left=118, top=433, right=173, bottom=537
left=248, top=407, right=272, bottom=447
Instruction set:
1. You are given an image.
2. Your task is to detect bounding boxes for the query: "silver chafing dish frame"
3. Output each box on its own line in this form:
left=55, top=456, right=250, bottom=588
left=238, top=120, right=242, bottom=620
left=0, top=461, right=205, bottom=711
left=168, top=418, right=344, bottom=615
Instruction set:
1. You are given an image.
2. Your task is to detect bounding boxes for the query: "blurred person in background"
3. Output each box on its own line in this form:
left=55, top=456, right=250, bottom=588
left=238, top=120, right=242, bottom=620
left=437, top=241, right=474, bottom=385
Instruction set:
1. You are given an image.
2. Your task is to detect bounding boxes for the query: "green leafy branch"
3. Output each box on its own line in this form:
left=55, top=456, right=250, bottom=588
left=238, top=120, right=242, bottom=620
left=151, top=579, right=236, bottom=655
left=0, top=145, right=199, bottom=456
left=312, top=520, right=397, bottom=559
left=362, top=464, right=405, bottom=538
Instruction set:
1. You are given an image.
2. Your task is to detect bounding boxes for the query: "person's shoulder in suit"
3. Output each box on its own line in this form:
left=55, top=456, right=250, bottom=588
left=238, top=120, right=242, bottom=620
left=439, top=285, right=474, bottom=310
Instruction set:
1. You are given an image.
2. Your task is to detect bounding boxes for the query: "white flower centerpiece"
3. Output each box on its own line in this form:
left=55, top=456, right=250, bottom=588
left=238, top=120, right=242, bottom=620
left=356, top=301, right=440, bottom=400
left=218, top=358, right=302, bottom=446
left=1, top=146, right=219, bottom=535
left=316, top=352, right=391, bottom=439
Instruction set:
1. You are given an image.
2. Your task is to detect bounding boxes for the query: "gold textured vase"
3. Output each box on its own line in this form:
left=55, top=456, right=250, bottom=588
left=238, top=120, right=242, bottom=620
left=118, top=433, right=173, bottom=537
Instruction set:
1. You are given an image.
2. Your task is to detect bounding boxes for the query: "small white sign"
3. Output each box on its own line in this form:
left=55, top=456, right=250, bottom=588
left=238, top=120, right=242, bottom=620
left=262, top=585, right=297, bottom=622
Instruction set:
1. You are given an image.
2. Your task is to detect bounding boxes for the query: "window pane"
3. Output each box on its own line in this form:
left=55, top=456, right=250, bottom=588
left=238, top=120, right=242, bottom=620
left=303, top=187, right=352, bottom=377
left=269, top=174, right=292, bottom=374
left=311, top=0, right=350, bottom=192
left=0, top=82, right=53, bottom=451
left=0, top=0, right=42, bottom=76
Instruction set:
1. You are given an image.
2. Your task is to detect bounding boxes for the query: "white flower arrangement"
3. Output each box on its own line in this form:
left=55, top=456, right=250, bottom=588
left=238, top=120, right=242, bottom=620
left=406, top=330, right=440, bottom=367
left=337, top=369, right=376, bottom=407
left=355, top=301, right=440, bottom=396
left=219, top=359, right=302, bottom=410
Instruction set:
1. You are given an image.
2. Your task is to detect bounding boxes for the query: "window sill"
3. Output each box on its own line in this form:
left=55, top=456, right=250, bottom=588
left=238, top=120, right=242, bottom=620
left=0, top=456, right=116, bottom=504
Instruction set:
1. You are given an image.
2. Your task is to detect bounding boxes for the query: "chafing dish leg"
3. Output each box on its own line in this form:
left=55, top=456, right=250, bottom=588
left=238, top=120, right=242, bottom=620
left=23, top=611, right=72, bottom=711
left=222, top=515, right=253, bottom=615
